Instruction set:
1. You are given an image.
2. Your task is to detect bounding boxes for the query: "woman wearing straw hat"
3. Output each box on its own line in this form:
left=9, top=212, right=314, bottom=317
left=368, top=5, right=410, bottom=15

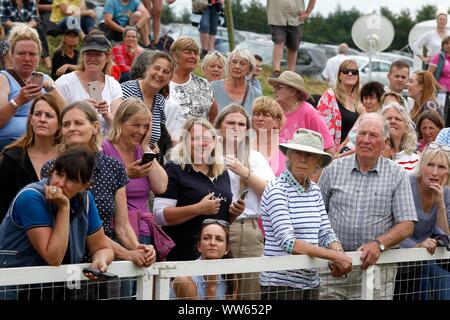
left=268, top=71, right=335, bottom=175
left=260, top=128, right=352, bottom=300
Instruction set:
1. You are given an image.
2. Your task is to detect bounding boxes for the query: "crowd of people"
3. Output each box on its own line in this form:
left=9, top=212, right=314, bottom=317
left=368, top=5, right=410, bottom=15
left=0, top=1, right=450, bottom=302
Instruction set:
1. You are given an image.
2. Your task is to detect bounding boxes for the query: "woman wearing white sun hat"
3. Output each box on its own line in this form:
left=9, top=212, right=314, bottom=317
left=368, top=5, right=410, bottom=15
left=260, top=128, right=352, bottom=300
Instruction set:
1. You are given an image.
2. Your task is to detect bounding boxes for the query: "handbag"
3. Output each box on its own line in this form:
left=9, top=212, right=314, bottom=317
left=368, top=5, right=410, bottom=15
left=192, top=0, right=209, bottom=14
left=128, top=210, right=175, bottom=261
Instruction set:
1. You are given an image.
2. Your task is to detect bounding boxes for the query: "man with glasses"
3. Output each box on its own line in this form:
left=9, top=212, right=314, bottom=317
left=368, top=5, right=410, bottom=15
left=267, top=0, right=316, bottom=77
left=318, top=112, right=418, bottom=300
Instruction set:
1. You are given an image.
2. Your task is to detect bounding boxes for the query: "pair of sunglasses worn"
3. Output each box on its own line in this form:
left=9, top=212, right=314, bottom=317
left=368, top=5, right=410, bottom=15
left=341, top=68, right=359, bottom=76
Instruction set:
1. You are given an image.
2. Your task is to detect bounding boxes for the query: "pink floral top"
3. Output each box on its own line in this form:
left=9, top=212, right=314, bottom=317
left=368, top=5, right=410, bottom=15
left=317, top=88, right=342, bottom=147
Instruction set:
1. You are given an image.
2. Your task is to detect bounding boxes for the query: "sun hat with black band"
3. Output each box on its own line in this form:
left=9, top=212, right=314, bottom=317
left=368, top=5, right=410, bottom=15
left=80, top=34, right=111, bottom=53
left=279, top=128, right=333, bottom=168
left=268, top=70, right=310, bottom=100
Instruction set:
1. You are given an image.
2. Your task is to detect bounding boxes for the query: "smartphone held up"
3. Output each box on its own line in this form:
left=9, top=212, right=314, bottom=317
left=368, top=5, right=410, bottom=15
left=27, top=72, right=44, bottom=88
left=140, top=152, right=157, bottom=165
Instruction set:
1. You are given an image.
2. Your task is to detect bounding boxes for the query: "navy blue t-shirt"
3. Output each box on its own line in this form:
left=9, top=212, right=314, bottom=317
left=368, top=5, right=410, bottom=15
left=160, top=161, right=232, bottom=261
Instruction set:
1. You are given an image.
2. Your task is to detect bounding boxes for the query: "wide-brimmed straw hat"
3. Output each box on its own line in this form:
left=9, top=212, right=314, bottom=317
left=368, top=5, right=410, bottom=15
left=268, top=71, right=310, bottom=100
left=279, top=128, right=333, bottom=168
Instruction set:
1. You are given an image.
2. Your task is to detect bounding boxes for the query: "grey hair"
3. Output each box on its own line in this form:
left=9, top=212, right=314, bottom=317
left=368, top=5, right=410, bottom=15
left=380, top=102, right=418, bottom=155
left=357, top=112, right=390, bottom=140
left=130, top=50, right=154, bottom=80
left=225, top=47, right=256, bottom=76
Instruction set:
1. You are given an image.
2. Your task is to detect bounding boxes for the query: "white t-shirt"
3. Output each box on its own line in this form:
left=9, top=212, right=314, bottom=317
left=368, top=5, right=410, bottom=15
left=228, top=150, right=276, bottom=219
left=394, top=150, right=420, bottom=175
left=165, top=73, right=214, bottom=141
left=321, top=54, right=348, bottom=87
left=411, top=29, right=447, bottom=58
left=55, top=72, right=123, bottom=134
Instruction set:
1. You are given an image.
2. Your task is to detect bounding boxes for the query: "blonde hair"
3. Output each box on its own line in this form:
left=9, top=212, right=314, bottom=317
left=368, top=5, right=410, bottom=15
left=60, top=101, right=102, bottom=152
left=8, top=23, right=42, bottom=55
left=252, top=96, right=284, bottom=130
left=201, top=51, right=226, bottom=70
left=334, top=59, right=361, bottom=111
left=170, top=118, right=225, bottom=178
left=381, top=102, right=417, bottom=155
left=170, top=36, right=200, bottom=56
left=416, top=146, right=450, bottom=187
left=108, top=98, right=151, bottom=144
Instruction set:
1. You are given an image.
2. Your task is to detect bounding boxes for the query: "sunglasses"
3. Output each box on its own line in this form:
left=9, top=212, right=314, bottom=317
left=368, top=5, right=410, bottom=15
left=426, top=142, right=450, bottom=153
left=202, top=219, right=230, bottom=228
left=84, top=35, right=110, bottom=47
left=341, top=68, right=359, bottom=76
left=274, top=84, right=287, bottom=91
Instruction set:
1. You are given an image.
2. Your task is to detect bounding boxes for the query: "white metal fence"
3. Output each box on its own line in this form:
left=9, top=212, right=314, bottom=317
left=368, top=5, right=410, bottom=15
left=1, top=247, right=450, bottom=300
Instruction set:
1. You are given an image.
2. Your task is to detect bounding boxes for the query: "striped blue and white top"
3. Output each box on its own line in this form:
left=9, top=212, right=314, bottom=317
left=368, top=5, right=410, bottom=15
left=260, top=174, right=339, bottom=289
left=121, top=80, right=166, bottom=147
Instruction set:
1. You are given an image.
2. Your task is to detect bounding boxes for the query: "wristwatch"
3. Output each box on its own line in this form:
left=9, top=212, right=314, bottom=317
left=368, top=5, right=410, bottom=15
left=9, top=98, right=20, bottom=109
left=374, top=239, right=385, bottom=252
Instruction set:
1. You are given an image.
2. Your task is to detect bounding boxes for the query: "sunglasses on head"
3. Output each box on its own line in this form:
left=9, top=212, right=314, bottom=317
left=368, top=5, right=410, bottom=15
left=202, top=219, right=230, bottom=228
left=84, top=35, right=109, bottom=46
left=426, top=142, right=450, bottom=153
left=341, top=68, right=359, bottom=76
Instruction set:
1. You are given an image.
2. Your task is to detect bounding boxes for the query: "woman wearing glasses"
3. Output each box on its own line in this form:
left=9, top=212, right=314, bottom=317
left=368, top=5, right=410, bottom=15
left=260, top=129, right=352, bottom=300
left=269, top=71, right=334, bottom=175
left=153, top=118, right=244, bottom=261
left=381, top=102, right=420, bottom=174
left=409, top=70, right=441, bottom=124
left=55, top=34, right=123, bottom=136
left=170, top=219, right=238, bottom=300
left=317, top=59, right=363, bottom=155
left=210, top=47, right=262, bottom=116
left=395, top=143, right=450, bottom=300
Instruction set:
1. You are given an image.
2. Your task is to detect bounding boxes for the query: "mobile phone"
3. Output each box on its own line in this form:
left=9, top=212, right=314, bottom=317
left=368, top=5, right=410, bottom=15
left=239, top=189, right=249, bottom=200
left=82, top=267, right=118, bottom=280
left=140, top=152, right=156, bottom=165
left=87, top=81, right=102, bottom=102
left=28, top=71, right=44, bottom=87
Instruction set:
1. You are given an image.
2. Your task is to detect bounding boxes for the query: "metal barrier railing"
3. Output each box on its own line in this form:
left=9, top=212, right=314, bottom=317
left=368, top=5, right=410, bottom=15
left=1, top=247, right=450, bottom=300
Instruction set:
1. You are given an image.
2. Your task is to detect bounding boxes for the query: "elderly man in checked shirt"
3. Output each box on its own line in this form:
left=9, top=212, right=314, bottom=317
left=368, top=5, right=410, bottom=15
left=318, top=112, right=418, bottom=300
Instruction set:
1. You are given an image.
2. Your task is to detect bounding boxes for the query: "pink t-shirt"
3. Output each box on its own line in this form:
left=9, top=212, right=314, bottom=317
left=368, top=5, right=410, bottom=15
left=430, top=52, right=450, bottom=91
left=280, top=101, right=335, bottom=149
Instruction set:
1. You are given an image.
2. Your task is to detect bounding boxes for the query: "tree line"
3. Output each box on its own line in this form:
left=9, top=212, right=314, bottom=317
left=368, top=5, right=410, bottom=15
left=161, top=1, right=448, bottom=52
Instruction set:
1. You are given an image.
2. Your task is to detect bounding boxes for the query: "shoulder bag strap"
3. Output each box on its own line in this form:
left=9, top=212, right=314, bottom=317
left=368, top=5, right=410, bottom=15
left=6, top=69, right=27, bottom=87
left=241, top=83, right=250, bottom=107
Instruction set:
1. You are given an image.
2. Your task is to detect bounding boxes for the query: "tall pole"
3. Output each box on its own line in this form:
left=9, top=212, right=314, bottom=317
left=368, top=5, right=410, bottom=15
left=224, top=0, right=235, bottom=51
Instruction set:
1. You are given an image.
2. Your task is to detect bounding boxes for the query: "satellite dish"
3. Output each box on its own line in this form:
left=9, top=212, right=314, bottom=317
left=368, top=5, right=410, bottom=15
left=351, top=14, right=395, bottom=81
